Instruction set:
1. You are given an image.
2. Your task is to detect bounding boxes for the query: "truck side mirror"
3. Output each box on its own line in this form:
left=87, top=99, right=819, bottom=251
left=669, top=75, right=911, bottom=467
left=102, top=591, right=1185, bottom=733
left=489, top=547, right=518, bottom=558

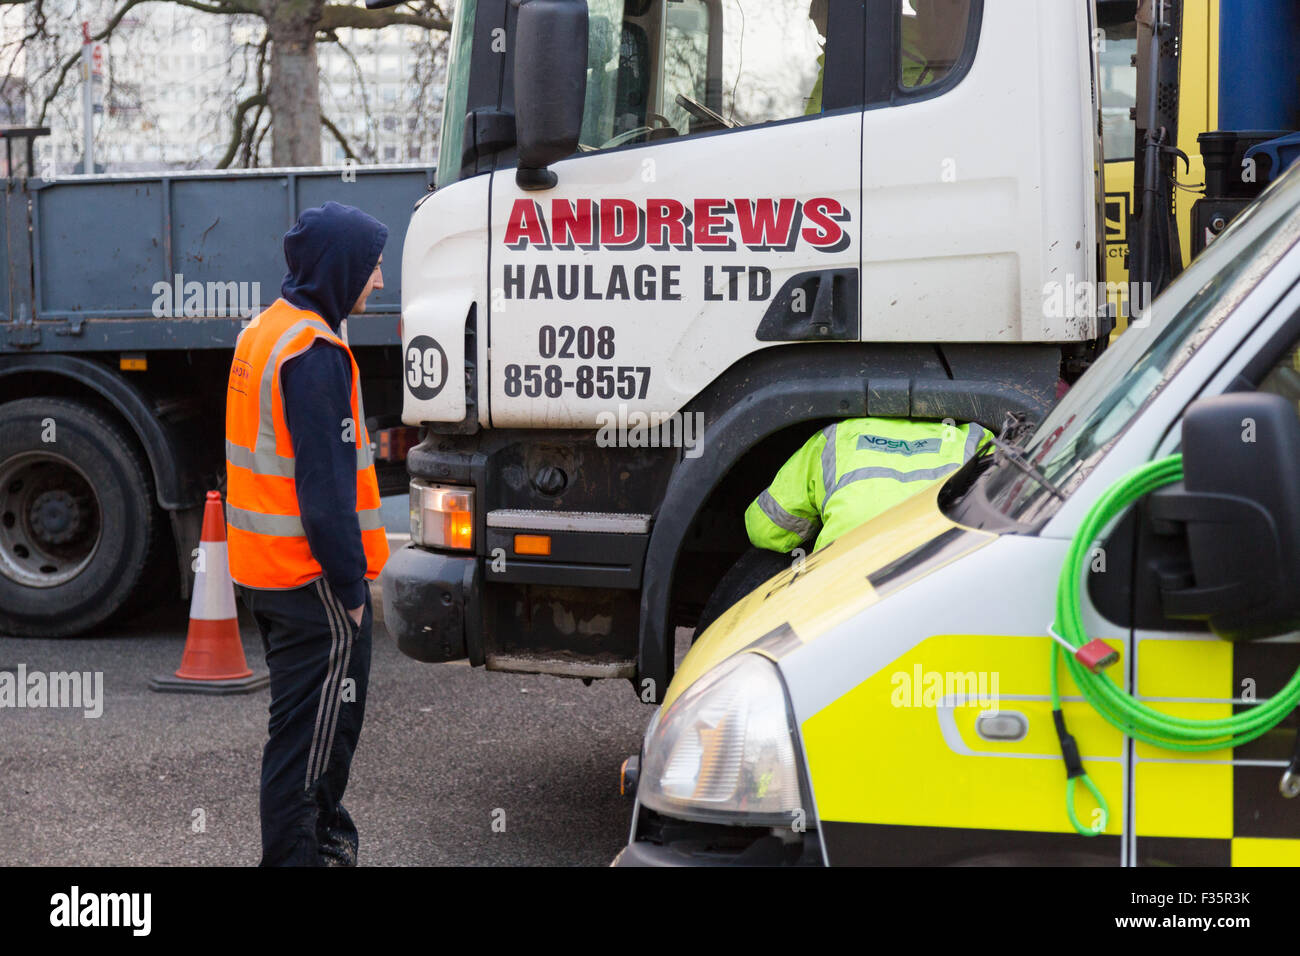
left=1147, top=392, right=1300, bottom=640
left=512, top=0, right=588, bottom=190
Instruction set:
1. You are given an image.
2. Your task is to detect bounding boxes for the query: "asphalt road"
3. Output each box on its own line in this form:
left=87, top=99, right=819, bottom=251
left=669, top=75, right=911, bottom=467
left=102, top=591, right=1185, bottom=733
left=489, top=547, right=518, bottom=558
left=0, top=593, right=665, bottom=866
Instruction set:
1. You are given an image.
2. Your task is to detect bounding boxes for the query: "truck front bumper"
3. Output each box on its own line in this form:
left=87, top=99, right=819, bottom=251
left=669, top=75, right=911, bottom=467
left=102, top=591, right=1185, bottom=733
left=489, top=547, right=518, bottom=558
left=380, top=543, right=479, bottom=664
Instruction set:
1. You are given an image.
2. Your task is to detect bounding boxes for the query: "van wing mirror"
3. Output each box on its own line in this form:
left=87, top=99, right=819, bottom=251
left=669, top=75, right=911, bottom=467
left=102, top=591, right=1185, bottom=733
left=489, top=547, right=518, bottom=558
left=512, top=0, right=588, bottom=190
left=1147, top=392, right=1300, bottom=640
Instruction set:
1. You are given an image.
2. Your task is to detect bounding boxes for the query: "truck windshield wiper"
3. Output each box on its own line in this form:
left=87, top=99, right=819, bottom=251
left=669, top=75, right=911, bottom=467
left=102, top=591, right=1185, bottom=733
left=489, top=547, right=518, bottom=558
left=978, top=411, right=1068, bottom=501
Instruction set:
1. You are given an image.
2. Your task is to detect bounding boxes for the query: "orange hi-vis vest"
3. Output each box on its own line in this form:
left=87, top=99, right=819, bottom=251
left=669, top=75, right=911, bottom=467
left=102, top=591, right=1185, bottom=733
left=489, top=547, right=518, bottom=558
left=224, top=297, right=389, bottom=590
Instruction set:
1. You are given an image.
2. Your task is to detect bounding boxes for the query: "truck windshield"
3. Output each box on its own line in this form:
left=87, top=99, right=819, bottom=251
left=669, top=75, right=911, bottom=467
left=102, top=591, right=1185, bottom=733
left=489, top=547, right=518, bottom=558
left=578, top=0, right=824, bottom=151
left=963, top=165, right=1300, bottom=528
left=436, top=0, right=478, bottom=189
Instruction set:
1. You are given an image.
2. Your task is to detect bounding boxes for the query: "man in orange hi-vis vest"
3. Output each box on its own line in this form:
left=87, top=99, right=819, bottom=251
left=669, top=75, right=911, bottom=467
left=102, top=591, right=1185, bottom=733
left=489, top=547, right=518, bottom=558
left=226, top=201, right=390, bottom=866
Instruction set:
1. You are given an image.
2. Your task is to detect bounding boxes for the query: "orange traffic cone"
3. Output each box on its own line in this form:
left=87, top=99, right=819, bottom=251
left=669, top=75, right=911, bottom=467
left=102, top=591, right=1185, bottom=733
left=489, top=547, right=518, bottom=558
left=150, top=490, right=268, bottom=695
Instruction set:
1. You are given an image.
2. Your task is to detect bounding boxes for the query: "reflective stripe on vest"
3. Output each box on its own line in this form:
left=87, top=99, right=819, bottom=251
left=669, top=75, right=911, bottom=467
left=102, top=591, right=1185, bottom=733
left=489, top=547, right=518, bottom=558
left=820, top=421, right=987, bottom=509
left=224, top=298, right=389, bottom=589
left=226, top=503, right=387, bottom=537
left=225, top=437, right=374, bottom=477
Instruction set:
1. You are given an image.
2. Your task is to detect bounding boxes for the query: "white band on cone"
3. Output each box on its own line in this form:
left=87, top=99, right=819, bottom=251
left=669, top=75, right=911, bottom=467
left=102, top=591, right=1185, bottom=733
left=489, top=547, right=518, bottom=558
left=190, top=540, right=238, bottom=621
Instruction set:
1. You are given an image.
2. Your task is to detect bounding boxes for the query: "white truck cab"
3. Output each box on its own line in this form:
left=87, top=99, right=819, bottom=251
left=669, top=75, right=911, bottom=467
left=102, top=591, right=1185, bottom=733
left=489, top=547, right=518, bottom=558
left=405, top=0, right=1100, bottom=429
left=384, top=0, right=1111, bottom=698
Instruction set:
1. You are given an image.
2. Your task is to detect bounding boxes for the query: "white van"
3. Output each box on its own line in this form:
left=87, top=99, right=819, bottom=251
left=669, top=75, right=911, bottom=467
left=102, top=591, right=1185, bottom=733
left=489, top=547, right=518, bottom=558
left=618, top=161, right=1300, bottom=867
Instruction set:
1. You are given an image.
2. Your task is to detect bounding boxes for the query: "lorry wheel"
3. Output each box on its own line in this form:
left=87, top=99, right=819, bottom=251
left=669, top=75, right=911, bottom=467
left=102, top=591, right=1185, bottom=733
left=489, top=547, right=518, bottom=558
left=693, top=547, right=792, bottom=641
left=0, top=398, right=160, bottom=637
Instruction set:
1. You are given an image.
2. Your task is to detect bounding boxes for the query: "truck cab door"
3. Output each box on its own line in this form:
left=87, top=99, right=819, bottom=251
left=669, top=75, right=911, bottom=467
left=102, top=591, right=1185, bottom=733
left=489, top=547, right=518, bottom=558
left=858, top=0, right=1098, bottom=345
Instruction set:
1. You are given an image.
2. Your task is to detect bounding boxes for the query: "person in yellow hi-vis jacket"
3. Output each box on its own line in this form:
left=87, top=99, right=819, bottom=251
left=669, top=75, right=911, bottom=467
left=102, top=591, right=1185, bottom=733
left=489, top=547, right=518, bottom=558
left=745, top=417, right=991, bottom=554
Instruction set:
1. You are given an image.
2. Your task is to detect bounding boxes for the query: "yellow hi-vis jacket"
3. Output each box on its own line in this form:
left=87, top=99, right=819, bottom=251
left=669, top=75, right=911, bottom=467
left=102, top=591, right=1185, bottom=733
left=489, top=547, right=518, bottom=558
left=745, top=417, right=990, bottom=553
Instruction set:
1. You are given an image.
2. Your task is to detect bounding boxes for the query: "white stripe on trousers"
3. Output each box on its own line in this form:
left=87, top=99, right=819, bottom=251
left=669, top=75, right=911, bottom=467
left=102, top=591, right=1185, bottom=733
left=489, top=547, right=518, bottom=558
left=305, top=579, right=342, bottom=789
left=305, top=580, right=351, bottom=791
left=315, top=584, right=357, bottom=786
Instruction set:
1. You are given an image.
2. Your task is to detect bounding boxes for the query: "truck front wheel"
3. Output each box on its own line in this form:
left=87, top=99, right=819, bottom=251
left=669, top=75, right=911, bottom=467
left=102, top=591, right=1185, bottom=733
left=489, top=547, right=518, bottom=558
left=693, top=547, right=793, bottom=641
left=0, top=397, right=161, bottom=637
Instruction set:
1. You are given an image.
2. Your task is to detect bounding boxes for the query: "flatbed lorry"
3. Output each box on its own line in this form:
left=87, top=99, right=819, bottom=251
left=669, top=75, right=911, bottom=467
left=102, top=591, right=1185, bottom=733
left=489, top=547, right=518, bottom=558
left=0, top=153, right=432, bottom=637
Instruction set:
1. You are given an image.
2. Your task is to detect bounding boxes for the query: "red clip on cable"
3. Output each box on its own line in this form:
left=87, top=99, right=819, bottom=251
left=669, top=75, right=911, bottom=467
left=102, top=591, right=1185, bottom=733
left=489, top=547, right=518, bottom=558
left=1074, top=639, right=1119, bottom=674
left=1048, top=624, right=1119, bottom=675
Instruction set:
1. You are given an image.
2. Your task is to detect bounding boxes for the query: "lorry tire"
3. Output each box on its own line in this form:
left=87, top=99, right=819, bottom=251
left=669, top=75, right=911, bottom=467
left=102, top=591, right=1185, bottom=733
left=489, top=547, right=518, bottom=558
left=693, top=547, right=792, bottom=641
left=0, top=397, right=161, bottom=637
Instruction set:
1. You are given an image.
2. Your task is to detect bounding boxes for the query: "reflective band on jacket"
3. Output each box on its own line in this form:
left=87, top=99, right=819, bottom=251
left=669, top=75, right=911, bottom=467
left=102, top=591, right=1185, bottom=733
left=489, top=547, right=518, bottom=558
left=745, top=418, right=990, bottom=554
left=829, top=461, right=962, bottom=494
left=755, top=488, right=818, bottom=541
left=225, top=437, right=374, bottom=477
left=224, top=298, right=390, bottom=589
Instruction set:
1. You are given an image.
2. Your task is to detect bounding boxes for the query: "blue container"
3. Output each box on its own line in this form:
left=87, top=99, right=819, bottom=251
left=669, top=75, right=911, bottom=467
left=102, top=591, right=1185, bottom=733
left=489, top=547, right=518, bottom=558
left=1219, top=0, right=1300, bottom=130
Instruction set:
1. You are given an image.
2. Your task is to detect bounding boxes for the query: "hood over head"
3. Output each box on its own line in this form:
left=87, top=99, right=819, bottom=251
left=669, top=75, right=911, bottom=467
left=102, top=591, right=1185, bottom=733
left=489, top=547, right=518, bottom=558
left=280, top=201, right=388, bottom=331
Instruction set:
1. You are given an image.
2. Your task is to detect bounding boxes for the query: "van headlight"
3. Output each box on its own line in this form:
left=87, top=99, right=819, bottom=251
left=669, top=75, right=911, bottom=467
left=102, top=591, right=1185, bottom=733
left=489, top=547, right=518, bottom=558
left=638, top=653, right=808, bottom=827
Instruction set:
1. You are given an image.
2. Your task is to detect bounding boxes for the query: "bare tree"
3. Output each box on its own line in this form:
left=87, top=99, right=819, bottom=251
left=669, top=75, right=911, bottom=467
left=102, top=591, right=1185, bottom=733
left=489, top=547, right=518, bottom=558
left=2, top=0, right=451, bottom=167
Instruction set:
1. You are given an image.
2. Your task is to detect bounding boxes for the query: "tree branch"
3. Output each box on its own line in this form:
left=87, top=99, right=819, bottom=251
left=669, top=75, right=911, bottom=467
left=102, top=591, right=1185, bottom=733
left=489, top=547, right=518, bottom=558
left=216, top=90, right=267, bottom=167
left=320, top=112, right=356, bottom=160
left=317, top=5, right=450, bottom=31
left=251, top=108, right=270, bottom=162
left=35, top=0, right=267, bottom=124
left=168, top=0, right=260, bottom=15
left=37, top=0, right=150, bottom=123
left=329, top=34, right=376, bottom=159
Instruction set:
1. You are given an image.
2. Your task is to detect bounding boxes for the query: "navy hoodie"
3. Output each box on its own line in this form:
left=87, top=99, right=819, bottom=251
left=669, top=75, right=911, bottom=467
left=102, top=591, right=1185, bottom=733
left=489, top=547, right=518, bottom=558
left=278, top=202, right=388, bottom=609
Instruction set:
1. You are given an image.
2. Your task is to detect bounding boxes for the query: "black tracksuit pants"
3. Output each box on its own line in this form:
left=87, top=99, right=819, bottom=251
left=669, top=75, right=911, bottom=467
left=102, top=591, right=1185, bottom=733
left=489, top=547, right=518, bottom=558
left=236, top=578, right=373, bottom=866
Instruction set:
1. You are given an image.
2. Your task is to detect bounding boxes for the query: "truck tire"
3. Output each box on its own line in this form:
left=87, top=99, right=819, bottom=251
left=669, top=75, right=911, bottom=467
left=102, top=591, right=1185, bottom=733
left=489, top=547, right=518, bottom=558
left=693, top=547, right=792, bottom=641
left=0, top=397, right=161, bottom=637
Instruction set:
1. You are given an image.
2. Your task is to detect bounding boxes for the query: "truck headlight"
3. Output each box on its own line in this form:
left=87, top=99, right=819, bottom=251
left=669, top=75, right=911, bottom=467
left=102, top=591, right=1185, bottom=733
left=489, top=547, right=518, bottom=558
left=638, top=653, right=807, bottom=827
left=410, top=480, right=474, bottom=550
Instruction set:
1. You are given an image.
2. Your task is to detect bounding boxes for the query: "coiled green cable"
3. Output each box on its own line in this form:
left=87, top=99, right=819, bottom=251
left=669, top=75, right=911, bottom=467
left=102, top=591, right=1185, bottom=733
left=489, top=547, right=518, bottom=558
left=1051, top=453, right=1300, bottom=835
